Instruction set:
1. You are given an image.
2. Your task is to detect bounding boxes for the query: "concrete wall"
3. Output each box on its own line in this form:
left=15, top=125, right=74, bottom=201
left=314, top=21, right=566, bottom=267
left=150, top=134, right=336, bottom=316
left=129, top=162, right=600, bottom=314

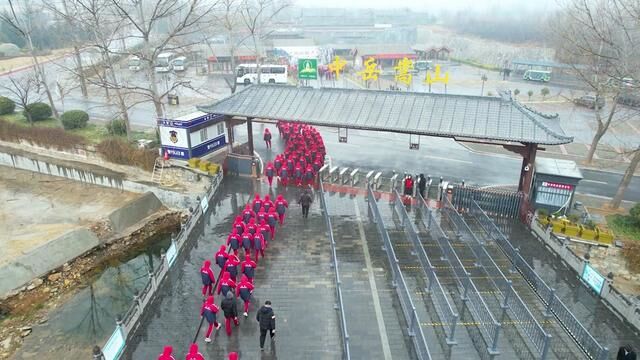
left=0, top=150, right=199, bottom=209
left=108, top=192, right=163, bottom=234
left=0, top=228, right=100, bottom=298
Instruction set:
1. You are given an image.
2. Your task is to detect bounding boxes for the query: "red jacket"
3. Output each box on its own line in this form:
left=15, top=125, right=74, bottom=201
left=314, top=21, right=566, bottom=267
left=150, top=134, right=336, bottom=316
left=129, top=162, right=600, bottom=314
left=200, top=260, right=215, bottom=285
left=217, top=273, right=237, bottom=294
left=236, top=275, right=255, bottom=297
left=215, top=245, right=229, bottom=268
left=158, top=346, right=176, bottom=360
left=185, top=344, right=205, bottom=360
left=241, top=257, right=257, bottom=278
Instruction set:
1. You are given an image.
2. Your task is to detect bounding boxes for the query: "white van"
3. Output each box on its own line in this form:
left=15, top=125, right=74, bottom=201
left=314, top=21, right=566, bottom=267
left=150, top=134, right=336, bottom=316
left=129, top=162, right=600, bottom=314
left=155, top=52, right=176, bottom=73
left=172, top=56, right=188, bottom=72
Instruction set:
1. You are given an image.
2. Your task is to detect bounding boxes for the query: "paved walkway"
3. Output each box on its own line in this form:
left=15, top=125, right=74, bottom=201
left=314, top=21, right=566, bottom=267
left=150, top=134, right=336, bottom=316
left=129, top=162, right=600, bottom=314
left=123, top=180, right=340, bottom=359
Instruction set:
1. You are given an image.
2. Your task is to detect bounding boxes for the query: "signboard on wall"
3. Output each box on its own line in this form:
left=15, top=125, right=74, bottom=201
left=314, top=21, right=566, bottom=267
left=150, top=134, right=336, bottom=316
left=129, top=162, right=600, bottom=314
left=298, top=58, right=318, bottom=80
left=581, top=263, right=605, bottom=295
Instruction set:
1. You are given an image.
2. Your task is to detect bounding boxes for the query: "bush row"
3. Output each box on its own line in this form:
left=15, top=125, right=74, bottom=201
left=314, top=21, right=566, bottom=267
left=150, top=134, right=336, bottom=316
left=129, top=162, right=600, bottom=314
left=0, top=119, right=85, bottom=150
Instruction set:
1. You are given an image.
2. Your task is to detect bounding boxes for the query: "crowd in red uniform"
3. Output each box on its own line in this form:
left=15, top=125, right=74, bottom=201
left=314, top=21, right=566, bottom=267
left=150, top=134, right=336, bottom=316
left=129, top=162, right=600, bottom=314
left=263, top=121, right=326, bottom=188
left=158, top=122, right=326, bottom=359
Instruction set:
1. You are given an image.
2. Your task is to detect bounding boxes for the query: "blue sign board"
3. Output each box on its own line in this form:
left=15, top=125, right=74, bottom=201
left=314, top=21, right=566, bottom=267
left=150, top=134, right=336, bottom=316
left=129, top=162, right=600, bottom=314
left=163, top=146, right=190, bottom=160
left=191, top=134, right=226, bottom=158
left=157, top=114, right=224, bottom=128
left=581, top=263, right=605, bottom=295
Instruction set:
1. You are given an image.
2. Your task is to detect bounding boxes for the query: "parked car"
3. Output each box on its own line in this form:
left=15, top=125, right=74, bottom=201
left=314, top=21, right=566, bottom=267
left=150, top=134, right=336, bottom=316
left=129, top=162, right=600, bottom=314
left=574, top=95, right=605, bottom=109
left=616, top=92, right=640, bottom=108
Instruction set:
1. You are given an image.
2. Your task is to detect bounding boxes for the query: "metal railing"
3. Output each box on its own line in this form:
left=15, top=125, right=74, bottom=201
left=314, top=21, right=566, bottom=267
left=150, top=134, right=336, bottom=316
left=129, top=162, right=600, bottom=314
left=367, top=187, right=433, bottom=360
left=443, top=197, right=552, bottom=359
left=97, top=172, right=224, bottom=359
left=469, top=200, right=609, bottom=360
left=392, top=191, right=458, bottom=345
left=416, top=193, right=501, bottom=356
left=319, top=180, right=352, bottom=360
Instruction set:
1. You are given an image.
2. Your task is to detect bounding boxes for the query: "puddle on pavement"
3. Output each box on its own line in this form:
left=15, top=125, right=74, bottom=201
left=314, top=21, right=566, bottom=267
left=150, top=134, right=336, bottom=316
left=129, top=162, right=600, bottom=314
left=11, top=234, right=171, bottom=360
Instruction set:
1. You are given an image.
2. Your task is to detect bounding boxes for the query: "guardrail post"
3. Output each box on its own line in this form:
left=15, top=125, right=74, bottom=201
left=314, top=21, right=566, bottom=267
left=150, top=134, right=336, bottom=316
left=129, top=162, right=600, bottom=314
left=93, top=345, right=105, bottom=360
left=447, top=313, right=458, bottom=346
left=148, top=270, right=157, bottom=292
left=339, top=167, right=349, bottom=184
left=408, top=307, right=417, bottom=337
left=540, top=333, right=552, bottom=360
left=373, top=172, right=382, bottom=190
left=116, top=314, right=127, bottom=339
left=365, top=170, right=374, bottom=185
left=489, top=322, right=501, bottom=356
left=510, top=248, right=520, bottom=273
left=133, top=290, right=141, bottom=314
left=501, top=280, right=513, bottom=312
left=544, top=289, right=556, bottom=317
left=426, top=265, right=436, bottom=294
left=350, top=168, right=359, bottom=186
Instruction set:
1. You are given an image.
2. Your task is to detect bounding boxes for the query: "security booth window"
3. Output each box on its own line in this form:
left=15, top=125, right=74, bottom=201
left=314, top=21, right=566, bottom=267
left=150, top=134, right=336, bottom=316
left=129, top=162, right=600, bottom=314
left=535, top=182, right=572, bottom=208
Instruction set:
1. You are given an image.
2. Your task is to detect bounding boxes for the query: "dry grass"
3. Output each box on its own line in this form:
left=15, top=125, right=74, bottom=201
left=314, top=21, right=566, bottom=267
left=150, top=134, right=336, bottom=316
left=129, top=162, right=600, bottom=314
left=96, top=137, right=156, bottom=172
left=0, top=119, right=84, bottom=150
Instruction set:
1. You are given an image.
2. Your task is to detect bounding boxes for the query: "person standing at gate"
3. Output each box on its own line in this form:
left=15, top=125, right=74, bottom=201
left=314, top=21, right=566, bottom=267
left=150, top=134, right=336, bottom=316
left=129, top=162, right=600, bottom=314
left=256, top=300, right=276, bottom=351
left=221, top=291, right=240, bottom=336
left=237, top=274, right=254, bottom=317
left=200, top=260, right=216, bottom=296
left=417, top=174, right=427, bottom=198
left=403, top=175, right=414, bottom=197
left=298, top=188, right=313, bottom=219
left=201, top=295, right=221, bottom=343
left=263, top=128, right=272, bottom=149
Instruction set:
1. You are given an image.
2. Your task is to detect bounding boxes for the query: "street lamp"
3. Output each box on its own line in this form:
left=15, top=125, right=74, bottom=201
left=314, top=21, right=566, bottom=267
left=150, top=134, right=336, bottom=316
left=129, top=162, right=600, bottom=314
left=481, top=74, right=488, bottom=96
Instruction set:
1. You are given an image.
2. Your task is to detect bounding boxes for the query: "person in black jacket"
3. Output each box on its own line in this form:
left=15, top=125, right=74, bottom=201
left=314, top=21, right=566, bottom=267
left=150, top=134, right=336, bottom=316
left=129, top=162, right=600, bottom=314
left=417, top=174, right=426, bottom=198
left=618, top=345, right=637, bottom=360
left=298, top=188, right=313, bottom=218
left=256, top=300, right=276, bottom=351
left=221, top=291, right=239, bottom=336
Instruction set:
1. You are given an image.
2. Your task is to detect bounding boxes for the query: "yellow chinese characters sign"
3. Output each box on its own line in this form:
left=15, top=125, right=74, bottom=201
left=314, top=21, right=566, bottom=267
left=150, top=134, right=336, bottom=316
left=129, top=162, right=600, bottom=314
left=328, top=56, right=347, bottom=80
left=424, top=64, right=450, bottom=85
left=394, top=57, right=414, bottom=86
left=357, top=57, right=380, bottom=81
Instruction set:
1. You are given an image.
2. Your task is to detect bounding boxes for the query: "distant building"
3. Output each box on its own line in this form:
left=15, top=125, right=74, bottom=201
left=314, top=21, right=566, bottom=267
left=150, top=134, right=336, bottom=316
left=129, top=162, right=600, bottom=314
left=412, top=45, right=452, bottom=61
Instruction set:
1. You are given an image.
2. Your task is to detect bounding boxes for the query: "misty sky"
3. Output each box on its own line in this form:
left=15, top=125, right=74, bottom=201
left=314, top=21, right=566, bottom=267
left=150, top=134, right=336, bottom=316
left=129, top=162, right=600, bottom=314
left=294, top=0, right=559, bottom=12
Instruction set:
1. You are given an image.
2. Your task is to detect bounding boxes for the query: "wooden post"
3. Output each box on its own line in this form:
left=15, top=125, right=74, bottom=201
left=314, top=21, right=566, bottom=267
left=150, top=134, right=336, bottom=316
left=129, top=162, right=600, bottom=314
left=247, top=117, right=254, bottom=155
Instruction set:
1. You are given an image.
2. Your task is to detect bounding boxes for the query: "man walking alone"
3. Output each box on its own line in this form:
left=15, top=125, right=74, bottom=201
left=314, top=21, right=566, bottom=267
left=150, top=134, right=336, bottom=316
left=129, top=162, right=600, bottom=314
left=256, top=300, right=276, bottom=351
left=298, top=188, right=313, bottom=219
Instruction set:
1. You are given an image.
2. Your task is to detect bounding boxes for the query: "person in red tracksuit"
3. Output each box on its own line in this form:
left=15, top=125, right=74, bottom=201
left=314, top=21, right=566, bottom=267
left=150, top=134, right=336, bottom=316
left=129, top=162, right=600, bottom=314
left=265, top=162, right=275, bottom=187
left=263, top=195, right=274, bottom=213
left=252, top=194, right=263, bottom=213
left=201, top=295, right=221, bottom=342
left=241, top=205, right=255, bottom=224
left=256, top=207, right=267, bottom=224
left=278, top=166, right=289, bottom=188
left=275, top=195, right=288, bottom=225
left=253, top=231, right=265, bottom=263
left=158, top=346, right=176, bottom=360
left=241, top=254, right=257, bottom=283
left=185, top=343, right=205, bottom=360
left=304, top=164, right=314, bottom=186
left=227, top=228, right=241, bottom=256
left=246, top=218, right=257, bottom=236
left=217, top=271, right=236, bottom=297
left=200, top=260, right=215, bottom=296
left=215, top=245, right=229, bottom=270
left=228, top=351, right=239, bottom=360
left=237, top=274, right=254, bottom=317
left=294, top=162, right=303, bottom=186
left=232, top=216, right=245, bottom=237
left=241, top=230, right=253, bottom=256
left=274, top=155, right=283, bottom=175
left=258, top=219, right=271, bottom=246
left=266, top=208, right=278, bottom=239
left=223, top=253, right=240, bottom=282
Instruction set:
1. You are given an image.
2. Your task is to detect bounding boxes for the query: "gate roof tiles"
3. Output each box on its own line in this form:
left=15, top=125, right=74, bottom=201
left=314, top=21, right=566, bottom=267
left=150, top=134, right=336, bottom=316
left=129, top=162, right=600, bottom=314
left=198, top=84, right=573, bottom=145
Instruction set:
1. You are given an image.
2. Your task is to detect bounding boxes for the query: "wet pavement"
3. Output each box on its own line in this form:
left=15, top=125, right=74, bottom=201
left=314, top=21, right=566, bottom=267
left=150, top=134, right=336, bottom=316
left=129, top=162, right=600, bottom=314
left=123, top=179, right=341, bottom=359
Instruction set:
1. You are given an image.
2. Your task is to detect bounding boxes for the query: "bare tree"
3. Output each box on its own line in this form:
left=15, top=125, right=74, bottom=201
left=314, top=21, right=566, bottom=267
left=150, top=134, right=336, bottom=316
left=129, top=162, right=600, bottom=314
left=44, top=0, right=90, bottom=98
left=1, top=0, right=60, bottom=120
left=239, top=0, right=289, bottom=84
left=0, top=75, right=42, bottom=125
left=210, top=0, right=241, bottom=93
left=554, top=0, right=639, bottom=165
left=611, top=147, right=640, bottom=209
left=109, top=0, right=219, bottom=118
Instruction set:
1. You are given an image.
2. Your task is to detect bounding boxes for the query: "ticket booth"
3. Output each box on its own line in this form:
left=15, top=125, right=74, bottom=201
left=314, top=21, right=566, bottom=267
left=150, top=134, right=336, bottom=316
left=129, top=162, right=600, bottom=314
left=531, top=158, right=583, bottom=215
left=157, top=111, right=226, bottom=160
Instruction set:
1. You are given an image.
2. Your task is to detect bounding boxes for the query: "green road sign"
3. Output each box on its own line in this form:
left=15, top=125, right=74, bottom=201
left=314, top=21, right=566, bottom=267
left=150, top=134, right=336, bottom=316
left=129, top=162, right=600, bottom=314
left=298, top=58, right=318, bottom=80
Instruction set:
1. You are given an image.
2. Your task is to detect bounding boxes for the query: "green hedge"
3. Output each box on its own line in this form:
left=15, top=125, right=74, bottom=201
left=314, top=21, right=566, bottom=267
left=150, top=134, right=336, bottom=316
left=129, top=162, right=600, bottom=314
left=23, top=102, right=52, bottom=122
left=0, top=96, right=15, bottom=115
left=107, top=119, right=127, bottom=136
left=61, top=110, right=89, bottom=130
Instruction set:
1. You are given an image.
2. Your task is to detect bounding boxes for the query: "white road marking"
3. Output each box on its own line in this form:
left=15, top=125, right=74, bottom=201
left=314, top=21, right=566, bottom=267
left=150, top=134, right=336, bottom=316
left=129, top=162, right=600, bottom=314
left=581, top=179, right=608, bottom=185
left=627, top=121, right=640, bottom=135
left=423, top=155, right=473, bottom=164
left=559, top=145, right=569, bottom=155
left=353, top=200, right=393, bottom=360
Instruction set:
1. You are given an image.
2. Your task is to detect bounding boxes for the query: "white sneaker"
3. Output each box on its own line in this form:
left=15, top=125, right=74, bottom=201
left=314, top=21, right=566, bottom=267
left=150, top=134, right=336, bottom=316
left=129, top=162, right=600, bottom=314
left=215, top=323, right=221, bottom=330
left=243, top=312, right=248, bottom=317
left=205, top=337, right=211, bottom=343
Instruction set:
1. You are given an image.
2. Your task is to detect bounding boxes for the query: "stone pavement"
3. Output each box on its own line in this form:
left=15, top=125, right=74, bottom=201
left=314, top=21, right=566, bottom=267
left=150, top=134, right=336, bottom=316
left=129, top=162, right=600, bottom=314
left=123, top=179, right=341, bottom=359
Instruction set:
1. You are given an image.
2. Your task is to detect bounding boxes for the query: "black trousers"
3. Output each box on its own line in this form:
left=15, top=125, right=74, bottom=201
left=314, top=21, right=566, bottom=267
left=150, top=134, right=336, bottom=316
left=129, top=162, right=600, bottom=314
left=302, top=205, right=310, bottom=218
left=260, top=328, right=275, bottom=347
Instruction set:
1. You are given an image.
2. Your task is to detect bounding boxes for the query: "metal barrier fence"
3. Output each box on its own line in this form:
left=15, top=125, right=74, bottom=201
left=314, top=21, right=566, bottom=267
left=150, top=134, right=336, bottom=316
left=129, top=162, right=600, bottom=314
left=469, top=200, right=609, bottom=360
left=415, top=193, right=501, bottom=356
left=442, top=197, right=552, bottom=359
left=97, top=172, right=224, bottom=360
left=392, top=191, right=458, bottom=345
left=452, top=186, right=523, bottom=219
left=319, top=180, right=352, bottom=360
left=367, top=188, right=433, bottom=360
